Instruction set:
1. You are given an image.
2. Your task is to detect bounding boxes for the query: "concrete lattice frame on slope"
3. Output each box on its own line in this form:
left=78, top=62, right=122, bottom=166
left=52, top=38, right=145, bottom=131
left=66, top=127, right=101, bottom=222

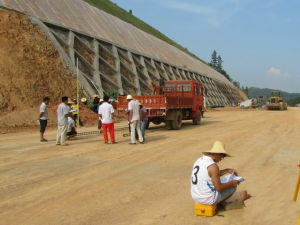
left=0, top=1, right=247, bottom=106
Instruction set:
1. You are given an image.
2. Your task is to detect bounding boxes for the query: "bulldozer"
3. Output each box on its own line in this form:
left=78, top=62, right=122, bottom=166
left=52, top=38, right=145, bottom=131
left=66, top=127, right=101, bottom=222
left=266, top=91, right=287, bottom=110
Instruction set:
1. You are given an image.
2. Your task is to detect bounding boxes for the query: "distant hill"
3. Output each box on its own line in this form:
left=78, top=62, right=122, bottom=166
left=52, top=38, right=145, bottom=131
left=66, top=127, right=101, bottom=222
left=248, top=87, right=300, bottom=106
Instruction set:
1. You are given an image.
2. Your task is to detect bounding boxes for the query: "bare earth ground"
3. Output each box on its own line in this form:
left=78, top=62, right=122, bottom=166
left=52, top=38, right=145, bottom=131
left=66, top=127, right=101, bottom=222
left=0, top=108, right=299, bottom=225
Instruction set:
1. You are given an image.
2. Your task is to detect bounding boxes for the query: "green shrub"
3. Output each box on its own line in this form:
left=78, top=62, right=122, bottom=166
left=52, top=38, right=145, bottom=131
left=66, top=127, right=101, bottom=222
left=87, top=98, right=94, bottom=111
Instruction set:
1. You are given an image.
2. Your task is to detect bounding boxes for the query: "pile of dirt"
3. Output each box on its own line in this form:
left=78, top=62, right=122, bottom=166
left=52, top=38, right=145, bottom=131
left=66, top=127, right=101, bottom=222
left=207, top=106, right=259, bottom=112
left=0, top=10, right=78, bottom=132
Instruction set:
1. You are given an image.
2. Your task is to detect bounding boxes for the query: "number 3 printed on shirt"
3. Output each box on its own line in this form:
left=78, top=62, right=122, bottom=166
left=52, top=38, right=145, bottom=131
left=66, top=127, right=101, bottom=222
left=192, top=165, right=199, bottom=185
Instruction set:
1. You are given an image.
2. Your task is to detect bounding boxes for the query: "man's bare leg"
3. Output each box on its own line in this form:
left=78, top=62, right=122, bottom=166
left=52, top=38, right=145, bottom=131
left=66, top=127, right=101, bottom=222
left=241, top=190, right=251, bottom=201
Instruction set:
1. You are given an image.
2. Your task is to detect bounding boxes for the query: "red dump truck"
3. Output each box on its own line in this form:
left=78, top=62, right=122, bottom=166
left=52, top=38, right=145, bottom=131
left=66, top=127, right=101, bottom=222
left=117, top=80, right=205, bottom=130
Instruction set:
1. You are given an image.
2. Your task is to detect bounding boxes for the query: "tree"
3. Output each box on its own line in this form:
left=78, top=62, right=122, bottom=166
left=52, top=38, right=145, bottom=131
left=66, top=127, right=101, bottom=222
left=209, top=50, right=232, bottom=81
left=233, top=81, right=240, bottom=89
left=129, top=9, right=132, bottom=14
left=245, top=87, right=249, bottom=96
left=210, top=50, right=218, bottom=68
left=216, top=55, right=223, bottom=72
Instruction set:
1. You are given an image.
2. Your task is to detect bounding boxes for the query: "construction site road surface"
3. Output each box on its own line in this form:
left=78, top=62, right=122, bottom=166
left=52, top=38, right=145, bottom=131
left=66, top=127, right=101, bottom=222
left=1, top=108, right=299, bottom=225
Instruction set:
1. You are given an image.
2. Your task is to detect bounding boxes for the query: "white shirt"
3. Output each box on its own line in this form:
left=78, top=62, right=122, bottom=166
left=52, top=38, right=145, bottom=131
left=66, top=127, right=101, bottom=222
left=39, top=102, right=48, bottom=120
left=67, top=117, right=75, bottom=132
left=98, top=102, right=114, bottom=124
left=191, top=155, right=219, bottom=205
left=128, top=100, right=140, bottom=121
left=57, top=103, right=70, bottom=126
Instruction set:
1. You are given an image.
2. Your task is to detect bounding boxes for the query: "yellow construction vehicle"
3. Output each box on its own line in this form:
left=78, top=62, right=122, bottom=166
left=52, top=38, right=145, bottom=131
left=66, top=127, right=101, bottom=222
left=266, top=91, right=287, bottom=110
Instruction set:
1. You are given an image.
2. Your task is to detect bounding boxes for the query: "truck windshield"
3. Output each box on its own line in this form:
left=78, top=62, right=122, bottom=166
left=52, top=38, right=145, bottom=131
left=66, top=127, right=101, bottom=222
left=164, top=83, right=175, bottom=92
left=176, top=83, right=191, bottom=92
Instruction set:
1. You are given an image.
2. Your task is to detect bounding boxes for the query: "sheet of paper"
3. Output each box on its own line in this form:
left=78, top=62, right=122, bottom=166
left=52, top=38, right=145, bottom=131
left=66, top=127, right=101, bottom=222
left=220, top=173, right=244, bottom=183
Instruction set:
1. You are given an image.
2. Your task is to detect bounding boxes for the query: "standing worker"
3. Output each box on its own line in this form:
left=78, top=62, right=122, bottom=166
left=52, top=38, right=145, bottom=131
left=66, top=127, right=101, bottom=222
left=56, top=96, right=72, bottom=146
left=98, top=96, right=116, bottom=144
left=38, top=96, right=50, bottom=142
left=97, top=98, right=104, bottom=131
left=139, top=103, right=148, bottom=141
left=127, top=95, right=143, bottom=144
left=93, top=95, right=100, bottom=113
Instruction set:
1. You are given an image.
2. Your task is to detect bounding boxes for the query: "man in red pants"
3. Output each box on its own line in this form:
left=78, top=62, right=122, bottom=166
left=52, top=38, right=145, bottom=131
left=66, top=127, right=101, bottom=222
left=98, top=95, right=116, bottom=144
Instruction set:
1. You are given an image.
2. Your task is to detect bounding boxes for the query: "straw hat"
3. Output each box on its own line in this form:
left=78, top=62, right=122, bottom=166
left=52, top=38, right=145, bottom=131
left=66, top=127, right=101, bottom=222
left=203, top=141, right=231, bottom=157
left=68, top=98, right=75, bottom=104
left=126, top=95, right=133, bottom=100
left=99, top=98, right=104, bottom=102
left=81, top=98, right=87, bottom=103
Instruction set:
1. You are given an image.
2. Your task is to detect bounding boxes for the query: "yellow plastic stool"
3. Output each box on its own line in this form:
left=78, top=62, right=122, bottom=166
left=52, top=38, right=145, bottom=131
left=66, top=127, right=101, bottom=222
left=194, top=202, right=216, bottom=217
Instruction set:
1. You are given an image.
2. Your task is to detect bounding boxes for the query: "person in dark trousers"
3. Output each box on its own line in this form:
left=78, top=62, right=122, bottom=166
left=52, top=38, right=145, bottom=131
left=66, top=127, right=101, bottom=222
left=93, top=95, right=100, bottom=113
left=38, top=97, right=50, bottom=142
left=139, top=103, right=148, bottom=140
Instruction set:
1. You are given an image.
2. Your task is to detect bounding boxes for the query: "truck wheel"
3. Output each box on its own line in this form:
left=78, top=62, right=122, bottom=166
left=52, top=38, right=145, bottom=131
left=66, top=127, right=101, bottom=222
left=171, top=110, right=182, bottom=130
left=192, top=111, right=202, bottom=125
left=166, top=120, right=173, bottom=130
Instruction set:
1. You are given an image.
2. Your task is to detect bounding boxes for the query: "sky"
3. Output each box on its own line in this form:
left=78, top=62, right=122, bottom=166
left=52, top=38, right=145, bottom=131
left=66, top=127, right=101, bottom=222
left=112, top=0, right=300, bottom=93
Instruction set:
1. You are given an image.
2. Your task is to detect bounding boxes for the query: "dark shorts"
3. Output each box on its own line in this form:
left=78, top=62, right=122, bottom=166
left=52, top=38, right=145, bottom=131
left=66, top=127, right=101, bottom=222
left=98, top=119, right=102, bottom=129
left=67, top=130, right=77, bottom=136
left=40, top=119, right=47, bottom=133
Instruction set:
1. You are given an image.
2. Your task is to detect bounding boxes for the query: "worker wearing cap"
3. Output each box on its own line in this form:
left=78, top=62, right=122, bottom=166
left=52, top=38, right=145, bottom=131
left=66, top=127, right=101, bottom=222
left=191, top=141, right=250, bottom=206
left=127, top=95, right=143, bottom=144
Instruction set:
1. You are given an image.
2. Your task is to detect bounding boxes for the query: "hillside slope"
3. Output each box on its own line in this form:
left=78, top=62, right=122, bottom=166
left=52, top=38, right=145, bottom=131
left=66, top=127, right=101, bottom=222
left=84, top=0, right=207, bottom=64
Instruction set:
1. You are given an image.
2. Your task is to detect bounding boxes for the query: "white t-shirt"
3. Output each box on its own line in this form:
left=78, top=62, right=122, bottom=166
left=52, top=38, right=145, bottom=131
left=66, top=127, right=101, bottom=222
left=67, top=117, right=75, bottom=132
left=57, top=103, right=70, bottom=126
left=40, top=102, right=48, bottom=120
left=191, top=155, right=219, bottom=205
left=98, top=102, right=114, bottom=124
left=128, top=100, right=140, bottom=121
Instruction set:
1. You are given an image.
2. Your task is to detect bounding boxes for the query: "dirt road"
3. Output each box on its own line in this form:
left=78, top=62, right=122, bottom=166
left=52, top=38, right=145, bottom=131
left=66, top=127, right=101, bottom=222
left=0, top=108, right=299, bottom=225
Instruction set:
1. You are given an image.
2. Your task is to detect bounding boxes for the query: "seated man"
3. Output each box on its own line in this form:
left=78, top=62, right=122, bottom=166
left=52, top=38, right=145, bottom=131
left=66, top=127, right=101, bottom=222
left=191, top=141, right=250, bottom=206
left=67, top=116, right=77, bottom=138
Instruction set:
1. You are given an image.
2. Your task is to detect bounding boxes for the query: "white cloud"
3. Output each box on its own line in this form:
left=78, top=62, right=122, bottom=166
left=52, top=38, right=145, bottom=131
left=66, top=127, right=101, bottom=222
left=267, top=66, right=290, bottom=78
left=267, top=67, right=281, bottom=76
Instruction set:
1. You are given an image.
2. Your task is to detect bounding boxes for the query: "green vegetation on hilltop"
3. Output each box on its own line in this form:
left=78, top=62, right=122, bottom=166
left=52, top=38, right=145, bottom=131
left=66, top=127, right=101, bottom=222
left=247, top=87, right=300, bottom=105
left=83, top=0, right=207, bottom=64
left=287, top=97, right=300, bottom=106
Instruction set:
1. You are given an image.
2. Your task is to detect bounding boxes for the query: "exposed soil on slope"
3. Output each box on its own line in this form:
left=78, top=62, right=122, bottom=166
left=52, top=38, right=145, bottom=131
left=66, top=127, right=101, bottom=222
left=0, top=10, right=98, bottom=132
